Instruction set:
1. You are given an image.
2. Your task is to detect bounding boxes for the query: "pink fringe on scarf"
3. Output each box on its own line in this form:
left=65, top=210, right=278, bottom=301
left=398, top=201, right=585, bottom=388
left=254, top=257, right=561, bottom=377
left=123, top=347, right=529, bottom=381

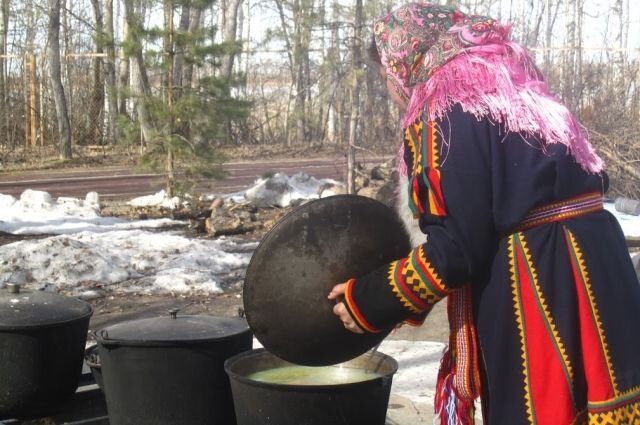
left=402, top=42, right=604, bottom=174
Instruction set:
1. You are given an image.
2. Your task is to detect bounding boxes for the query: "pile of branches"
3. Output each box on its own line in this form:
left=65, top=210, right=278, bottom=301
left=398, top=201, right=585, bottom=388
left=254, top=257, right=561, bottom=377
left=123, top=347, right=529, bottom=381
left=591, top=128, right=640, bottom=200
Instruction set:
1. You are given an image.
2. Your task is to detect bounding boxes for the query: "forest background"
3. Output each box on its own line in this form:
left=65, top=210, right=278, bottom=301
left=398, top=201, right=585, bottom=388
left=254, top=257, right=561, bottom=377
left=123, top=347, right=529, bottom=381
left=0, top=0, right=638, bottom=198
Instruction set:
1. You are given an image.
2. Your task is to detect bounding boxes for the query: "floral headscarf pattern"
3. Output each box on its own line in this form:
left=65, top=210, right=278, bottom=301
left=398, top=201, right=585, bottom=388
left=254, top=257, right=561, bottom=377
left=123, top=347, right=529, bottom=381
left=373, top=3, right=509, bottom=103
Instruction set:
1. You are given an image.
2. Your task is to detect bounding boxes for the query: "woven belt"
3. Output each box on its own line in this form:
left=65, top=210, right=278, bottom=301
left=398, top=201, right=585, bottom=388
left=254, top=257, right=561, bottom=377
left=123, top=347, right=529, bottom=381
left=516, top=191, right=603, bottom=232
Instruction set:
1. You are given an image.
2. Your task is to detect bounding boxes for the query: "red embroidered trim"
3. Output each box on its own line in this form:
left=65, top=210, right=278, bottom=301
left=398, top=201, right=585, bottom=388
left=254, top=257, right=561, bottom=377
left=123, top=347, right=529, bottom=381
left=517, top=192, right=603, bottom=231
left=343, top=278, right=380, bottom=333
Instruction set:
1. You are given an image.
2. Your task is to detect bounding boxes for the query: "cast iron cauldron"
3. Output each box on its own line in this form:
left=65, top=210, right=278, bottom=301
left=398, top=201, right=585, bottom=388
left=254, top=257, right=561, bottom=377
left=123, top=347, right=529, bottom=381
left=0, top=283, right=93, bottom=417
left=225, top=348, right=398, bottom=425
left=96, top=310, right=252, bottom=425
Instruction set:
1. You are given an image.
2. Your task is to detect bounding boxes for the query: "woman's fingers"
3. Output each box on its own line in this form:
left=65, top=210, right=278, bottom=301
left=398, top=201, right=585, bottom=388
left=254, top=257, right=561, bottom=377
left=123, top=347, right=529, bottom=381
left=327, top=283, right=346, bottom=300
left=332, top=302, right=364, bottom=334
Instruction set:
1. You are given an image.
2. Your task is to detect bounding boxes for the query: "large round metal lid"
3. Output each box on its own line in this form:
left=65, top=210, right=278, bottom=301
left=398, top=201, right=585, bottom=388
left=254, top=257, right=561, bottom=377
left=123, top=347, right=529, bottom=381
left=243, top=195, right=411, bottom=366
left=96, top=312, right=251, bottom=346
left=0, top=284, right=93, bottom=330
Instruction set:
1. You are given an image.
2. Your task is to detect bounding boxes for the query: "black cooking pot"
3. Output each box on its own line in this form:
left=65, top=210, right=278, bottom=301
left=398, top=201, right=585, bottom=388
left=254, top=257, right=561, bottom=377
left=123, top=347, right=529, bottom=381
left=96, top=310, right=252, bottom=425
left=225, top=348, right=398, bottom=425
left=0, top=283, right=93, bottom=417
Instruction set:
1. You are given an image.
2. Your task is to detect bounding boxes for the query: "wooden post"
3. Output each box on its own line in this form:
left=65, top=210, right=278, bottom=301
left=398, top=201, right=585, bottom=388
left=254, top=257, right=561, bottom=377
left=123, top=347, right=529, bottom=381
left=24, top=53, right=39, bottom=147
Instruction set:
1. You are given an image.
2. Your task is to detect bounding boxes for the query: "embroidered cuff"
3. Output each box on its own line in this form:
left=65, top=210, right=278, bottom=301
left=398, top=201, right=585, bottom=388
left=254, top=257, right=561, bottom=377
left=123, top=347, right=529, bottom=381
left=403, top=307, right=432, bottom=327
left=343, top=278, right=381, bottom=333
left=388, top=245, right=449, bottom=313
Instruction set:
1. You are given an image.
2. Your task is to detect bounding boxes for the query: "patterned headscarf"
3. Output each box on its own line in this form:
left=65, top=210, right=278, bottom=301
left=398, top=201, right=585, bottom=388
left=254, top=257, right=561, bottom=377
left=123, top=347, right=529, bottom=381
left=373, top=4, right=498, bottom=102
left=373, top=2, right=603, bottom=175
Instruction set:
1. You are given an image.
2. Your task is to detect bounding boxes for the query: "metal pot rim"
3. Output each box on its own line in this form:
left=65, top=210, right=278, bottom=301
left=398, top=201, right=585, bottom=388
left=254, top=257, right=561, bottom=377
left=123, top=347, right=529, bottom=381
left=224, top=348, right=398, bottom=390
left=95, top=315, right=251, bottom=347
left=0, top=306, right=93, bottom=331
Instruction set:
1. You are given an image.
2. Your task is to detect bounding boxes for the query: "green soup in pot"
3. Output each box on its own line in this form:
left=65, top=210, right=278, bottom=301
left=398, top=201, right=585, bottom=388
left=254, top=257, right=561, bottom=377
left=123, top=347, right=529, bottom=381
left=247, top=365, right=383, bottom=386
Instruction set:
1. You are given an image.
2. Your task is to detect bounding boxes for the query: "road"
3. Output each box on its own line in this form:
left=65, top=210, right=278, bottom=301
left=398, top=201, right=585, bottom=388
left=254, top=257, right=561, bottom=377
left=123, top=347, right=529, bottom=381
left=0, top=156, right=390, bottom=201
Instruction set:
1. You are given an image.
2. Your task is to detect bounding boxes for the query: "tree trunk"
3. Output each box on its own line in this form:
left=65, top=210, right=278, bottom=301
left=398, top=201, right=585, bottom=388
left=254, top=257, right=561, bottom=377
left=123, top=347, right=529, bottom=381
left=118, top=9, right=130, bottom=115
left=347, top=0, right=362, bottom=194
left=91, top=0, right=105, bottom=145
left=292, top=0, right=306, bottom=145
left=62, top=0, right=72, bottom=113
left=562, top=0, right=576, bottom=110
left=274, top=0, right=294, bottom=79
left=220, top=0, right=243, bottom=80
left=302, top=0, right=312, bottom=143
left=181, top=6, right=202, bottom=90
left=105, top=0, right=119, bottom=143
left=172, top=1, right=190, bottom=95
left=48, top=0, right=72, bottom=159
left=274, top=0, right=295, bottom=145
left=164, top=0, right=175, bottom=195
left=123, top=0, right=154, bottom=143
left=0, top=0, right=8, bottom=145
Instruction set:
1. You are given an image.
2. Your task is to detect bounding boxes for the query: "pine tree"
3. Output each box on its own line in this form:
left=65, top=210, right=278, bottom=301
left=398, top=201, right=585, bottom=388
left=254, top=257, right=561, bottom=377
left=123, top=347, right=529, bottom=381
left=119, top=0, right=251, bottom=196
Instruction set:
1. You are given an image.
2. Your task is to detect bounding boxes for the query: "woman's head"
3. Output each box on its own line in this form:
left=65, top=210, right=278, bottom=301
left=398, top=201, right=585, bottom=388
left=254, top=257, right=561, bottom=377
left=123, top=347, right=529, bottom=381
left=371, top=3, right=603, bottom=174
left=372, top=3, right=509, bottom=110
left=372, top=4, right=464, bottom=106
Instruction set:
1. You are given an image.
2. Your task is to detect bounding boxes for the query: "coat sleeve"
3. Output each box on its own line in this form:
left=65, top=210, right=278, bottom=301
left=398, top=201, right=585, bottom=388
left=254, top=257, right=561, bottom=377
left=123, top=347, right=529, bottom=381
left=343, top=106, right=499, bottom=333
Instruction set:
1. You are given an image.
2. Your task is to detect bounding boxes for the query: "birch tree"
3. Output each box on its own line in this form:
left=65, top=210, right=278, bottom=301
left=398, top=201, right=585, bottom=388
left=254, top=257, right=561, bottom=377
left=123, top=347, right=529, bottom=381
left=105, top=0, right=118, bottom=143
left=0, top=0, right=8, bottom=143
left=48, top=0, right=72, bottom=159
left=346, top=0, right=362, bottom=193
left=90, top=0, right=105, bottom=144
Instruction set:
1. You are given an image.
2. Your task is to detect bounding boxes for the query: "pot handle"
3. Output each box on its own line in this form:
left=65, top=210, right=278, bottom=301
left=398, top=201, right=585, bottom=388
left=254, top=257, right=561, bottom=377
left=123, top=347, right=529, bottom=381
left=95, top=328, right=110, bottom=342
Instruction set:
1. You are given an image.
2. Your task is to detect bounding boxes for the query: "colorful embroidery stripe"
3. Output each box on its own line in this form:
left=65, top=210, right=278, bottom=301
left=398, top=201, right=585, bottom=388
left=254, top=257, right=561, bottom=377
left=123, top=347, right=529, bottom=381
left=387, top=247, right=448, bottom=314
left=343, top=278, right=380, bottom=333
left=426, top=119, right=437, bottom=169
left=425, top=120, right=446, bottom=216
left=588, top=386, right=640, bottom=412
left=389, top=258, right=426, bottom=313
left=515, top=234, right=576, bottom=400
left=512, top=233, right=576, bottom=424
left=564, top=228, right=619, bottom=399
left=407, top=121, right=422, bottom=173
left=587, top=402, right=640, bottom=425
left=518, top=192, right=602, bottom=231
left=509, top=235, right=537, bottom=425
left=410, top=246, right=448, bottom=299
left=450, top=285, right=481, bottom=399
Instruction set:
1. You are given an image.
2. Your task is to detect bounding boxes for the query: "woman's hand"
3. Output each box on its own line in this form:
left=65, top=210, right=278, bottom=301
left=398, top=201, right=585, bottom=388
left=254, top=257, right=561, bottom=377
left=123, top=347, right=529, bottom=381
left=328, top=283, right=364, bottom=334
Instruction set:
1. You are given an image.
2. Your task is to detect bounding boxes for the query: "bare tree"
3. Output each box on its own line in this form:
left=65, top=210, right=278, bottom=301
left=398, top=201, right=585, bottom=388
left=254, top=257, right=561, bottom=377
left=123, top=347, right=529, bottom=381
left=220, top=0, right=243, bottom=80
left=172, top=0, right=191, bottom=93
left=181, top=5, right=203, bottom=90
left=105, top=0, right=119, bottom=143
left=346, top=0, right=362, bottom=194
left=123, top=0, right=154, bottom=143
left=47, top=0, right=72, bottom=159
left=118, top=8, right=130, bottom=115
left=0, top=0, right=8, bottom=143
left=90, top=0, right=105, bottom=145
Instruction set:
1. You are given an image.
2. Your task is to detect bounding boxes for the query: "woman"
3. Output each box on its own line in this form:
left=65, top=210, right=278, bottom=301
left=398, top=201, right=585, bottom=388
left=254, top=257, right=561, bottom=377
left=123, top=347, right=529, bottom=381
left=328, top=3, right=640, bottom=424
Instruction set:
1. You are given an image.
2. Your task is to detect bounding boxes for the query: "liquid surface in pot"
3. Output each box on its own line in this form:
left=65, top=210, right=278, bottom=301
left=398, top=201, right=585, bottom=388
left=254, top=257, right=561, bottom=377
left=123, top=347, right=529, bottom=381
left=247, top=365, right=383, bottom=385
